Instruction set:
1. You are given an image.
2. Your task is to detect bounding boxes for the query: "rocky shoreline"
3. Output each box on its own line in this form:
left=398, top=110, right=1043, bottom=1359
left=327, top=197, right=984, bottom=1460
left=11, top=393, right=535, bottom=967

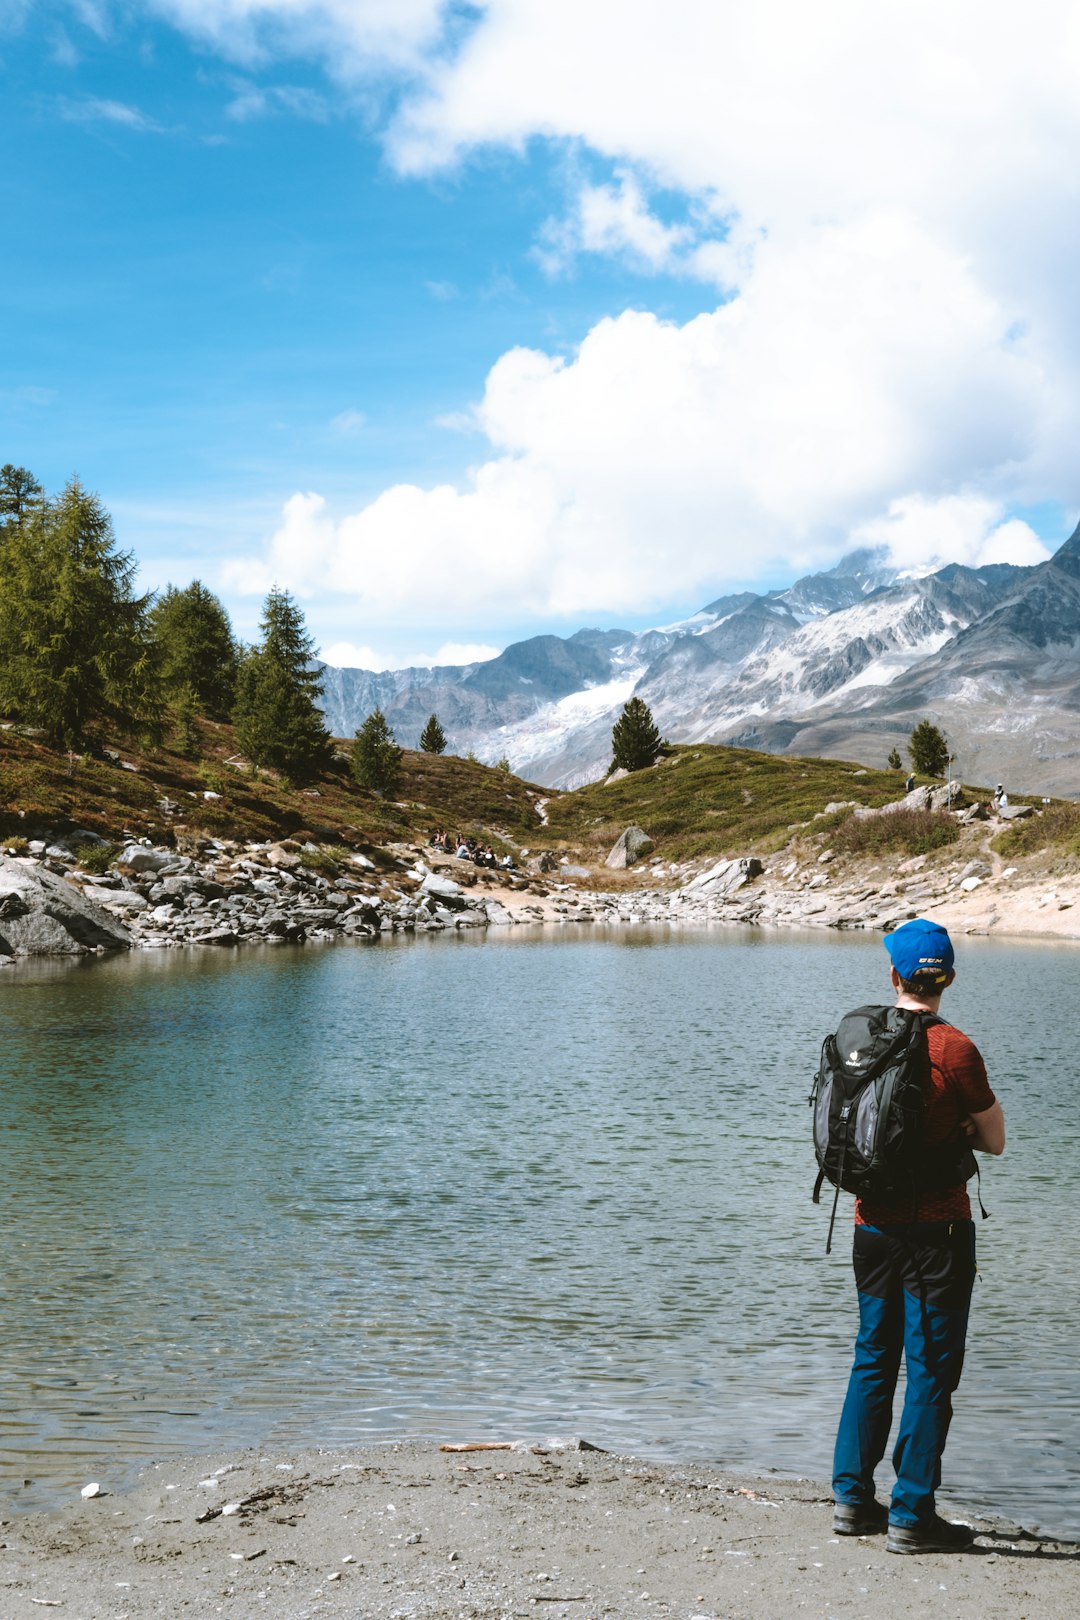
left=2, top=792, right=1078, bottom=962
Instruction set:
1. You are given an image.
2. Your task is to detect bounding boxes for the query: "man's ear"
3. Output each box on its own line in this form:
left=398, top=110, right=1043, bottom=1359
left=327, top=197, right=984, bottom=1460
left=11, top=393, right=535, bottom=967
left=944, top=968, right=956, bottom=988
left=889, top=966, right=903, bottom=989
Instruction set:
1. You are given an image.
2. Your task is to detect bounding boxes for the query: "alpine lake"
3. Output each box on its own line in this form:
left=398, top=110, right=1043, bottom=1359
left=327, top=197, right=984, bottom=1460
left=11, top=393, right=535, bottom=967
left=1, top=926, right=1076, bottom=1538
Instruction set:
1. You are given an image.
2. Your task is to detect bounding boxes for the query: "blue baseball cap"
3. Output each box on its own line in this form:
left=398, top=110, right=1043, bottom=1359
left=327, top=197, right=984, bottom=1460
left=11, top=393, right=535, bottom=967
left=883, top=918, right=954, bottom=987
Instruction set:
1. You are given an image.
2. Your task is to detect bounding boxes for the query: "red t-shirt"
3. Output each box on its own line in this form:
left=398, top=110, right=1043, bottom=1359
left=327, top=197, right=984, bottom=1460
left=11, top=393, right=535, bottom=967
left=856, top=1019, right=996, bottom=1225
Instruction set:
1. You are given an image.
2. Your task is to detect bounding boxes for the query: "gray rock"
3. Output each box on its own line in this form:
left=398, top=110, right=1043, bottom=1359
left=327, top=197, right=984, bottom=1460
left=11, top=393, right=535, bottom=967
left=928, top=781, right=967, bottom=811
left=119, top=844, right=176, bottom=874
left=482, top=901, right=515, bottom=927
left=682, top=856, right=764, bottom=897
left=605, top=826, right=655, bottom=869
left=264, top=845, right=302, bottom=869
left=419, top=872, right=467, bottom=907
left=0, top=856, right=132, bottom=956
left=85, top=887, right=149, bottom=912
left=998, top=803, right=1034, bottom=819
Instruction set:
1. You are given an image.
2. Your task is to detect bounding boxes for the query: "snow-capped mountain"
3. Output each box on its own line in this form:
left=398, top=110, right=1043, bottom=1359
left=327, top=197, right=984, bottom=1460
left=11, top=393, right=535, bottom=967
left=317, top=526, right=1080, bottom=795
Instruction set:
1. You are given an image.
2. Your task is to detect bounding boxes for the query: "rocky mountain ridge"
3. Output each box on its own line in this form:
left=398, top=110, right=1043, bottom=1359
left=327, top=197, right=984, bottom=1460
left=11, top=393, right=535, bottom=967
left=317, top=525, right=1080, bottom=794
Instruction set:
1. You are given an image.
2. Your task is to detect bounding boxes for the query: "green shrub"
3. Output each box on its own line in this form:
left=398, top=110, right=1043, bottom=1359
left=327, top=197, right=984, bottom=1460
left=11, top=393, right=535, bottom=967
left=992, top=802, right=1075, bottom=859
left=300, top=846, right=345, bottom=878
left=1, top=835, right=29, bottom=857
left=73, top=840, right=120, bottom=874
left=830, top=808, right=960, bottom=857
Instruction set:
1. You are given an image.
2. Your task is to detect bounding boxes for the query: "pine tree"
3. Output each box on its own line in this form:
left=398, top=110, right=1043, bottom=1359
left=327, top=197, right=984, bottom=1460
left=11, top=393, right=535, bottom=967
left=908, top=720, right=950, bottom=778
left=171, top=684, right=202, bottom=759
left=0, top=464, right=44, bottom=536
left=232, top=587, right=333, bottom=783
left=351, top=708, right=403, bottom=796
left=611, top=696, right=663, bottom=772
left=887, top=747, right=903, bottom=770
left=0, top=477, right=160, bottom=745
left=419, top=713, right=447, bottom=754
left=150, top=581, right=238, bottom=719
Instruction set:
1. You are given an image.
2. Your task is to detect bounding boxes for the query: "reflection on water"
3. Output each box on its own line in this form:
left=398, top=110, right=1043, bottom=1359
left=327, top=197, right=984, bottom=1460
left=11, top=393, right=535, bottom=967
left=0, top=928, right=1076, bottom=1535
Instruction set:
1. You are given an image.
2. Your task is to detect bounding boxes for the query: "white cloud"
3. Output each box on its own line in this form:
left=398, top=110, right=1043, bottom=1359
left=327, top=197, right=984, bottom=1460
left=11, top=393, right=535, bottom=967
left=149, top=0, right=448, bottom=72
left=221, top=213, right=1048, bottom=622
left=57, top=96, right=164, bottom=131
left=225, top=77, right=330, bottom=120
left=51, top=27, right=80, bottom=66
left=853, top=495, right=1052, bottom=576
left=161, top=1, right=1080, bottom=626
left=318, top=638, right=500, bottom=671
left=427, top=641, right=500, bottom=666
left=318, top=640, right=386, bottom=668
left=330, top=407, right=366, bottom=435
left=538, top=169, right=706, bottom=277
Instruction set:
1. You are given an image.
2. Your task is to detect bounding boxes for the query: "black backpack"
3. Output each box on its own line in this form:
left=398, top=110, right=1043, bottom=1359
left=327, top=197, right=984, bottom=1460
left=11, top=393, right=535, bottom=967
left=809, top=1004, right=979, bottom=1252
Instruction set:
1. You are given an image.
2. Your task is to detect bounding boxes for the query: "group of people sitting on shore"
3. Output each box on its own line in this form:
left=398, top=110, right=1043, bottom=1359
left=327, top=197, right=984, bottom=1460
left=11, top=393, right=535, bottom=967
left=429, top=828, right=515, bottom=870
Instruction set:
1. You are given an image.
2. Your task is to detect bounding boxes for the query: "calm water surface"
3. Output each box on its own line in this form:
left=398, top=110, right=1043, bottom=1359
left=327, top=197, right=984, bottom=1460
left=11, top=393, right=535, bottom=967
left=1, top=929, right=1076, bottom=1535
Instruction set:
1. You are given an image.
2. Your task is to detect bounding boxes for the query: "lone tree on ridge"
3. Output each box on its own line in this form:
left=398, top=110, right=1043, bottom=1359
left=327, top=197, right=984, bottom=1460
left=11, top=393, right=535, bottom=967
left=232, top=587, right=333, bottom=783
left=352, top=707, right=403, bottom=796
left=908, top=719, right=949, bottom=778
left=419, top=713, right=447, bottom=754
left=887, top=747, right=903, bottom=770
left=611, top=696, right=663, bottom=773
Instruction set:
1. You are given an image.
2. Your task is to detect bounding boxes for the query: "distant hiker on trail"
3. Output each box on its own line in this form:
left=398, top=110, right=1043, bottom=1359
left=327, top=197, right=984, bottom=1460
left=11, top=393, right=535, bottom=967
left=993, top=784, right=1008, bottom=812
left=822, top=919, right=1006, bottom=1555
left=905, top=772, right=915, bottom=795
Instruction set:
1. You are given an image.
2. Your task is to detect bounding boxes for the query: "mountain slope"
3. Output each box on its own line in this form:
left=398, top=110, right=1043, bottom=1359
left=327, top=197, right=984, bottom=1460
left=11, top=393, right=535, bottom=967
left=760, top=525, right=1080, bottom=792
left=315, top=527, right=1080, bottom=794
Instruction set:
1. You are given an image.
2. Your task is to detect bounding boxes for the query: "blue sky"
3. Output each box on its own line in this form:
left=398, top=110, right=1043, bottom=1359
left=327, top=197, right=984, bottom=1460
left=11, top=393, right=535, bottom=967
left=3, top=2, right=1078, bottom=667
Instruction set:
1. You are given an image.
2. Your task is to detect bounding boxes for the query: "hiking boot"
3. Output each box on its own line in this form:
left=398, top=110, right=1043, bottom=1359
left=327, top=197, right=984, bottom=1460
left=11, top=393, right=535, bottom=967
left=886, top=1515, right=975, bottom=1555
left=832, top=1499, right=888, bottom=1536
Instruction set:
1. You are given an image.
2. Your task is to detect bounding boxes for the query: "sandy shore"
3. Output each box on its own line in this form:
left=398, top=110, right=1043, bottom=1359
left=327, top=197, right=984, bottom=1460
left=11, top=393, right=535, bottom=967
left=3, top=1442, right=1076, bottom=1620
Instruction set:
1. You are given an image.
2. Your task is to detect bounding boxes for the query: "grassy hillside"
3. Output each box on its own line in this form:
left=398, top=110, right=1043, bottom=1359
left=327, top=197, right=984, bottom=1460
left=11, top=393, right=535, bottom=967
left=1, top=723, right=1054, bottom=876
left=0, top=721, right=547, bottom=858
left=541, top=745, right=911, bottom=864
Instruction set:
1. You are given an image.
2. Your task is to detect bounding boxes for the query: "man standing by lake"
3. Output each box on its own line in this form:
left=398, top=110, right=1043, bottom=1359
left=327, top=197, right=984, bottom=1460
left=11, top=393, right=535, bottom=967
left=831, top=919, right=1006, bottom=1554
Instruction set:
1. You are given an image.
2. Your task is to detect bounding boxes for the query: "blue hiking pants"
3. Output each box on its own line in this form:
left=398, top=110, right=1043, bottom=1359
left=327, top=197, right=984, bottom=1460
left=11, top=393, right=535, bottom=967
left=832, top=1220, right=976, bottom=1526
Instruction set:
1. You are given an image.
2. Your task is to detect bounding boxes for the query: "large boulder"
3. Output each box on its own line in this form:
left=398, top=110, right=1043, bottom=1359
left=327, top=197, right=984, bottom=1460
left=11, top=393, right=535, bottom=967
left=682, top=856, right=765, bottom=897
left=928, top=781, right=967, bottom=811
left=0, top=856, right=132, bottom=956
left=419, top=872, right=468, bottom=909
left=605, top=826, right=655, bottom=869
left=118, top=844, right=176, bottom=874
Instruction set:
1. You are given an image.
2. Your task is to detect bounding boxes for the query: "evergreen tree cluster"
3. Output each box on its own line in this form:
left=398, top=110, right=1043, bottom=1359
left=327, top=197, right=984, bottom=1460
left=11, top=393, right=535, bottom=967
left=0, top=472, right=159, bottom=746
left=0, top=464, right=334, bottom=782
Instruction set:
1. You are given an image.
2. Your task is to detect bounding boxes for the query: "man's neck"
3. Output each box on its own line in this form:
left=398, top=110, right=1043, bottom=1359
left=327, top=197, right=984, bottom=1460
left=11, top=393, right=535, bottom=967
left=895, top=992, right=942, bottom=1013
